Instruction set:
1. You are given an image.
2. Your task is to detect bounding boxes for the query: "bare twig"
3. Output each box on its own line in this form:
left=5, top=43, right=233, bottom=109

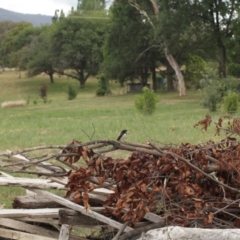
left=112, top=221, right=129, bottom=240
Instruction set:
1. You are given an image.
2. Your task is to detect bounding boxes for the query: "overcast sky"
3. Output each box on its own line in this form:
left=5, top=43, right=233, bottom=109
left=0, top=0, right=77, bottom=16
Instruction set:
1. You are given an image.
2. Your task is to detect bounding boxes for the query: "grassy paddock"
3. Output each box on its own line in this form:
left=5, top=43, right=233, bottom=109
left=0, top=71, right=229, bottom=207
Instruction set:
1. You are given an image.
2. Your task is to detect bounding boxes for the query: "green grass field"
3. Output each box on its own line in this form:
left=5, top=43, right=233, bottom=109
left=0, top=71, right=229, bottom=208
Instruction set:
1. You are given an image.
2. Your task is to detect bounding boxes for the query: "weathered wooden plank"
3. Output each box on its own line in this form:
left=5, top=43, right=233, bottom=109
left=13, top=196, right=63, bottom=209
left=0, top=208, right=60, bottom=218
left=59, top=224, right=70, bottom=240
left=27, top=188, right=133, bottom=232
left=0, top=218, right=59, bottom=238
left=12, top=217, right=59, bottom=225
left=0, top=177, right=65, bottom=189
left=0, top=171, right=15, bottom=178
left=13, top=195, right=107, bottom=209
left=88, top=192, right=106, bottom=203
left=0, top=170, right=35, bottom=195
left=144, top=212, right=163, bottom=223
left=59, top=209, right=100, bottom=226
left=0, top=227, right=57, bottom=240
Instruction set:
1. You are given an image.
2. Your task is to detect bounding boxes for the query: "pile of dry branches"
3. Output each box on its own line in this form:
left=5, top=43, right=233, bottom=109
left=2, top=114, right=240, bottom=231
left=63, top=115, right=240, bottom=228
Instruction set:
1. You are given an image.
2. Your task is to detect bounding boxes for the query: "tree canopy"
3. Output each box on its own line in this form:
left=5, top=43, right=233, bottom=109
left=0, top=0, right=240, bottom=94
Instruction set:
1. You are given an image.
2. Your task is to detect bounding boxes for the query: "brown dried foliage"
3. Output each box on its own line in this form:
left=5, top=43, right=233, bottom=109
left=64, top=133, right=240, bottom=227
left=194, top=114, right=212, bottom=131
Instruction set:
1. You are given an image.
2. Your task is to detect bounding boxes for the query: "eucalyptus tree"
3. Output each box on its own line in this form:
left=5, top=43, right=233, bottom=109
left=152, top=0, right=213, bottom=90
left=193, top=0, right=240, bottom=78
left=103, top=0, right=162, bottom=90
left=226, top=17, right=240, bottom=78
left=126, top=0, right=188, bottom=95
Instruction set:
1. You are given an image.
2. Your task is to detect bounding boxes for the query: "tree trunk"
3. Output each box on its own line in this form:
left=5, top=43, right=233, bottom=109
left=166, top=63, right=174, bottom=92
left=151, top=67, right=157, bottom=92
left=79, top=70, right=85, bottom=88
left=164, top=46, right=186, bottom=96
left=49, top=73, right=54, bottom=83
left=140, top=67, right=149, bottom=87
left=218, top=44, right=227, bottom=78
left=18, top=69, right=21, bottom=79
left=129, top=0, right=186, bottom=95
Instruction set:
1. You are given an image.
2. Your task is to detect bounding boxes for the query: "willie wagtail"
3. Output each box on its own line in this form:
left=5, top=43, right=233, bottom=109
left=117, top=129, right=127, bottom=141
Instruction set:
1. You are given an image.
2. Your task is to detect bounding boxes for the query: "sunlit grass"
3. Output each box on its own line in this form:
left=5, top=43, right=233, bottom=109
left=0, top=71, right=232, bottom=207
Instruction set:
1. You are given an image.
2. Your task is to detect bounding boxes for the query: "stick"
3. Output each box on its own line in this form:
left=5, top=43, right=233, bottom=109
left=112, top=221, right=129, bottom=240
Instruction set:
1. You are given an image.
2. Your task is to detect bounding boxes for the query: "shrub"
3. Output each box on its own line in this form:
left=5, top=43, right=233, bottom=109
left=201, top=85, right=222, bottom=112
left=228, top=63, right=240, bottom=78
left=223, top=92, right=239, bottom=113
left=96, top=75, right=111, bottom=96
left=67, top=84, right=78, bottom=100
left=135, top=87, right=159, bottom=115
left=40, top=84, right=47, bottom=99
left=200, top=69, right=224, bottom=112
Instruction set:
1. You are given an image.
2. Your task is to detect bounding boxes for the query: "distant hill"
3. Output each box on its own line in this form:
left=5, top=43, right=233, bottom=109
left=0, top=8, right=52, bottom=26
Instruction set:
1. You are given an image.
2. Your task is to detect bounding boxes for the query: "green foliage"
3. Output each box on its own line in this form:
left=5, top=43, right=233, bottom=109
left=1, top=21, right=36, bottom=67
left=184, top=55, right=208, bottom=84
left=77, top=0, right=106, bottom=10
left=96, top=75, right=111, bottom=96
left=228, top=63, right=240, bottom=78
left=102, top=1, right=158, bottom=86
left=200, top=68, right=240, bottom=112
left=67, top=84, right=78, bottom=100
left=135, top=87, right=159, bottom=115
left=200, top=69, right=223, bottom=112
left=223, top=92, right=239, bottom=113
left=33, top=97, right=38, bottom=105
left=52, top=10, right=107, bottom=87
left=201, top=85, right=222, bottom=112
left=27, top=24, right=57, bottom=83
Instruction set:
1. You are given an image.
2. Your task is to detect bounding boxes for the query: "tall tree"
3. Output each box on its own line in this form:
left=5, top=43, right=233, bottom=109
left=1, top=21, right=36, bottom=68
left=0, top=21, right=17, bottom=65
left=153, top=0, right=212, bottom=91
left=128, top=0, right=188, bottom=96
left=52, top=11, right=107, bottom=87
left=194, top=0, right=240, bottom=78
left=103, top=0, right=161, bottom=90
left=226, top=16, right=240, bottom=78
left=27, top=25, right=58, bottom=83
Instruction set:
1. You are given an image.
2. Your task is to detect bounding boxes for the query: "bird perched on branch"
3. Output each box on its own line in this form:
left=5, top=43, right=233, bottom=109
left=117, top=129, right=127, bottom=141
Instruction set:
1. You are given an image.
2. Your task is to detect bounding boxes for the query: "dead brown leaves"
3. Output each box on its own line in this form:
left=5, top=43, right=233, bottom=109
left=64, top=116, right=240, bottom=227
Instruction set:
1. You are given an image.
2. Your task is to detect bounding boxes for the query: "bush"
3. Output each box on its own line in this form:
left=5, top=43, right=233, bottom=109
left=96, top=75, right=111, bottom=96
left=40, top=84, right=47, bottom=99
left=200, top=69, right=225, bottom=112
left=223, top=92, right=239, bottom=113
left=67, top=84, right=78, bottom=100
left=135, top=87, right=159, bottom=115
left=228, top=63, right=240, bottom=78
left=201, top=85, right=222, bottom=112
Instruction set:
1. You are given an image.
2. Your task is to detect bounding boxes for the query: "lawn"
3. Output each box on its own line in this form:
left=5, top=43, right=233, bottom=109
left=0, top=71, right=228, bottom=207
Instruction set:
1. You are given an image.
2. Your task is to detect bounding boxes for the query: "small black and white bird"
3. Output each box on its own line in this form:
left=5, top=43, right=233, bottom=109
left=117, top=129, right=127, bottom=141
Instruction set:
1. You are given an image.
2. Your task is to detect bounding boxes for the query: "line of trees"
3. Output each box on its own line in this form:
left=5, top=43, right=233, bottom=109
left=0, top=0, right=240, bottom=95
